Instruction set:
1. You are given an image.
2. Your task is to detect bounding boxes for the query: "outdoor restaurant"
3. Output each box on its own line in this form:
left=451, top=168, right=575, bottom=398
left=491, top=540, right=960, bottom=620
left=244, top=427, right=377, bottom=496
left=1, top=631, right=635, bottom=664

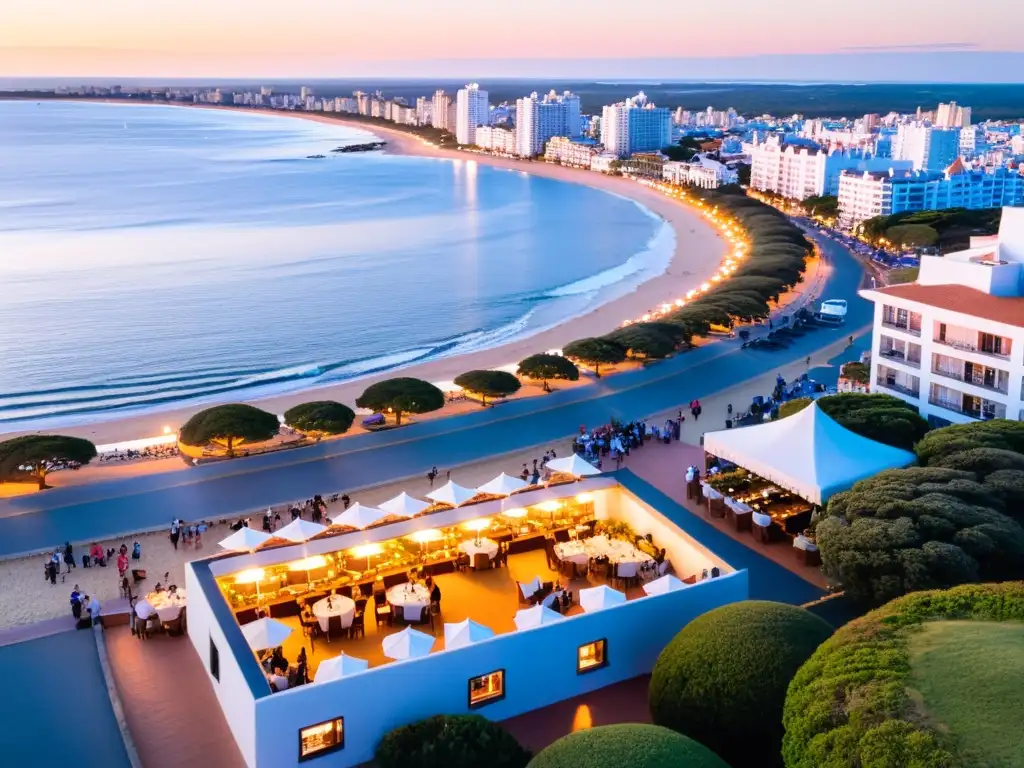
left=185, top=457, right=749, bottom=768
left=699, top=402, right=915, bottom=563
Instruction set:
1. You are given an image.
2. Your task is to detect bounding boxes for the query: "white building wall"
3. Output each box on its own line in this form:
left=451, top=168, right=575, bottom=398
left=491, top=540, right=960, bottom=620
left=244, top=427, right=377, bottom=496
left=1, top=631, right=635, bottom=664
left=456, top=84, right=489, bottom=146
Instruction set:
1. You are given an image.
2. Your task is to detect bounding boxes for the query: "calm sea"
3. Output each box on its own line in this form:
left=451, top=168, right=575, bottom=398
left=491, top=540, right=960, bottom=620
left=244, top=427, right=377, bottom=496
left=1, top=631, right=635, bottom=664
left=0, top=101, right=671, bottom=429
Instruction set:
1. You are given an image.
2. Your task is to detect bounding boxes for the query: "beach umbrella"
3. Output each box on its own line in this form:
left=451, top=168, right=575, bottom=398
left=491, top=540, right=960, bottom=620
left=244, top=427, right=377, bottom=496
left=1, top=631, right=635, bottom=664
left=382, top=626, right=435, bottom=660
left=513, top=604, right=564, bottom=630
left=545, top=454, right=601, bottom=478
left=476, top=473, right=527, bottom=497
left=579, top=585, right=626, bottom=613
left=444, top=619, right=495, bottom=650
left=241, top=617, right=293, bottom=651
left=331, top=503, right=387, bottom=529
left=643, top=574, right=687, bottom=596
left=313, top=654, right=370, bottom=683
left=219, top=528, right=272, bottom=552
left=379, top=492, right=430, bottom=517
left=275, top=518, right=328, bottom=543
left=426, top=480, right=479, bottom=507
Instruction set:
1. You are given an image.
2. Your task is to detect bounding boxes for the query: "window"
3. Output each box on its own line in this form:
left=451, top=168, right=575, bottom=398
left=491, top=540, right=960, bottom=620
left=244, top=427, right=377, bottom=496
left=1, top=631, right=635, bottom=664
left=209, top=636, right=220, bottom=682
left=468, top=670, right=505, bottom=709
left=577, top=639, right=608, bottom=674
left=299, top=718, right=344, bottom=762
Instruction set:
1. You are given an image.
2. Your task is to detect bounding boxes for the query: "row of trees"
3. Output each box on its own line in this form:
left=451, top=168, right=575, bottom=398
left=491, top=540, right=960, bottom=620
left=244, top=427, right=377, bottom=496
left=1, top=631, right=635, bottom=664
left=560, top=188, right=813, bottom=375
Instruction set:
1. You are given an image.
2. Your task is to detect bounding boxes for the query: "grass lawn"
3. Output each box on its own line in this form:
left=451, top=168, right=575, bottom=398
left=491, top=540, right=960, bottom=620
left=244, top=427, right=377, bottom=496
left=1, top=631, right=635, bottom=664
left=909, top=620, right=1024, bottom=768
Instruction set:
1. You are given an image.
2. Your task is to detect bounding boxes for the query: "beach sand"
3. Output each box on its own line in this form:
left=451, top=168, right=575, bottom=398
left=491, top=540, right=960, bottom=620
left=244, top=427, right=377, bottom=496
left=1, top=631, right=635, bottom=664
left=2, top=104, right=729, bottom=447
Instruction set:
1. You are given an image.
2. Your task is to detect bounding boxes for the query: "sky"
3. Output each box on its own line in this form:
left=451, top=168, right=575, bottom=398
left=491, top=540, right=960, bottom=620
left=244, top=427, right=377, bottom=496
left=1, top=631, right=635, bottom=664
left=2, top=0, right=1023, bottom=80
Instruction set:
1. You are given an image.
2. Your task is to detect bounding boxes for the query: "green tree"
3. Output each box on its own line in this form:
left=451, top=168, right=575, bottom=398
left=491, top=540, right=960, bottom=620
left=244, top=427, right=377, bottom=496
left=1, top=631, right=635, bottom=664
left=649, top=601, right=832, bottom=768
left=607, top=324, right=678, bottom=359
left=801, top=195, right=838, bottom=219
left=0, top=435, right=98, bottom=490
left=355, top=377, right=445, bottom=425
left=179, top=403, right=280, bottom=456
left=516, top=354, right=579, bottom=385
left=885, top=223, right=939, bottom=249
left=839, top=361, right=869, bottom=385
left=562, top=338, right=627, bottom=378
left=915, top=419, right=1024, bottom=466
left=527, top=724, right=729, bottom=768
left=453, top=370, right=522, bottom=405
left=282, top=401, right=355, bottom=435
left=376, top=714, right=530, bottom=768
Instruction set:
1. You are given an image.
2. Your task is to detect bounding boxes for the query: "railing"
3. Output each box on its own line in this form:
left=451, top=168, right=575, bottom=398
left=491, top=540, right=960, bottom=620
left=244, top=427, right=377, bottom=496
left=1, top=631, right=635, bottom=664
left=928, top=397, right=1004, bottom=421
left=876, top=378, right=920, bottom=398
left=933, top=336, right=1011, bottom=360
left=881, top=320, right=921, bottom=337
left=879, top=348, right=921, bottom=369
left=930, top=366, right=1009, bottom=394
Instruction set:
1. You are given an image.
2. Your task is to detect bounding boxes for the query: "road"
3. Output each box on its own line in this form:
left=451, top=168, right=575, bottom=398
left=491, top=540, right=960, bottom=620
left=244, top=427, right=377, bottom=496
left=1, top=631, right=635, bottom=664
left=0, top=231, right=872, bottom=557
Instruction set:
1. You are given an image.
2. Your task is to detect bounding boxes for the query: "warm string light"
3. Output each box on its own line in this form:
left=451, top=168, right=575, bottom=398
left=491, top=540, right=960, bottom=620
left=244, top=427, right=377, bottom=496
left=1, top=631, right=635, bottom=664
left=620, top=180, right=749, bottom=327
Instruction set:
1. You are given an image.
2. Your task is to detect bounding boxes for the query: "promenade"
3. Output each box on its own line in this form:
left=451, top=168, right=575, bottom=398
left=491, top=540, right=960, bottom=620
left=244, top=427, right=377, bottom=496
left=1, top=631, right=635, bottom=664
left=0, top=232, right=870, bottom=557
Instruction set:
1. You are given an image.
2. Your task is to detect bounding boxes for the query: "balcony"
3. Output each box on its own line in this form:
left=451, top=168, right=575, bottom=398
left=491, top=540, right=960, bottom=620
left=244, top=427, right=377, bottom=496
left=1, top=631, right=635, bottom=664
left=932, top=336, right=1011, bottom=361
left=928, top=396, right=1006, bottom=421
left=876, top=377, right=920, bottom=399
left=931, top=366, right=1009, bottom=395
left=878, top=347, right=921, bottom=369
left=881, top=320, right=922, bottom=337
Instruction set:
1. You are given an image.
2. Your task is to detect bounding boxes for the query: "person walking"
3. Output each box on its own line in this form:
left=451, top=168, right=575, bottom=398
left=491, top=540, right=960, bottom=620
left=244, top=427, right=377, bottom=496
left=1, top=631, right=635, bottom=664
left=169, top=519, right=180, bottom=550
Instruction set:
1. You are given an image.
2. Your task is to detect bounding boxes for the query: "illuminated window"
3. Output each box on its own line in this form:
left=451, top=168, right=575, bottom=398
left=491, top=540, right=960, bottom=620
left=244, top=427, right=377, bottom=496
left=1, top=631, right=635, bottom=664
left=468, top=670, right=505, bottom=709
left=577, top=639, right=608, bottom=674
left=299, top=717, right=344, bottom=762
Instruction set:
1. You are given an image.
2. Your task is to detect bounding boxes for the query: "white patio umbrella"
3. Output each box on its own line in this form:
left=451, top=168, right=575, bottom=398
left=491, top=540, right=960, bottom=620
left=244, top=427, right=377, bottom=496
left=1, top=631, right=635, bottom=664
left=313, top=654, right=370, bottom=682
left=513, top=604, right=564, bottom=630
left=426, top=480, right=479, bottom=507
left=274, top=518, right=329, bottom=542
left=241, top=617, right=293, bottom=651
left=579, top=585, right=627, bottom=613
left=444, top=619, right=495, bottom=650
left=476, top=473, right=527, bottom=497
left=331, top=503, right=387, bottom=529
left=643, top=574, right=687, bottom=596
left=546, top=454, right=601, bottom=478
left=218, top=528, right=272, bottom=552
left=379, top=492, right=430, bottom=517
left=382, top=626, right=436, bottom=660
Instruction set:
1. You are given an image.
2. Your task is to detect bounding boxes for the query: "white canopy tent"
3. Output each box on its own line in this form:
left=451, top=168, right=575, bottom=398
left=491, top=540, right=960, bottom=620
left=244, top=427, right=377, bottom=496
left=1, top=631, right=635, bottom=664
left=330, top=503, right=387, bottom=529
left=313, top=654, right=370, bottom=682
left=643, top=574, right=687, bottom=596
left=579, top=585, right=627, bottom=613
left=702, top=402, right=916, bottom=505
left=476, top=473, right=528, bottom=496
left=426, top=481, right=479, bottom=507
left=219, top=528, right=272, bottom=553
left=274, top=519, right=328, bottom=543
left=513, top=604, right=564, bottom=630
left=382, top=626, right=436, bottom=660
left=545, top=454, right=601, bottom=478
left=379, top=492, right=430, bottom=517
left=443, top=619, right=495, bottom=650
left=241, top=617, right=293, bottom=651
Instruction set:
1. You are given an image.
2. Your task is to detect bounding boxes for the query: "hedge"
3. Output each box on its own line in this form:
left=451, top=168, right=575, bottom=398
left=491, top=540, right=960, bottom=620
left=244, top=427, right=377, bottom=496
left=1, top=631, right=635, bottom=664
left=648, top=601, right=833, bottom=768
left=375, top=714, right=530, bottom=768
left=527, top=724, right=729, bottom=768
left=782, top=581, right=1024, bottom=768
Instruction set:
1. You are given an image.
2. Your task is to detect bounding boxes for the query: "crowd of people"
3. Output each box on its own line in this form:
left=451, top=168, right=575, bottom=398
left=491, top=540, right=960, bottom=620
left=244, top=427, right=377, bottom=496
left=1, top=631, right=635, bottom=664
left=573, top=413, right=689, bottom=468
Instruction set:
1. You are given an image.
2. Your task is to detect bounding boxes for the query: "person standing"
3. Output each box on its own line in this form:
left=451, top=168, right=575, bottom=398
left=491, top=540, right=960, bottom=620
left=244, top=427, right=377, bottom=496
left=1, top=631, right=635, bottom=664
left=169, top=519, right=180, bottom=550
left=70, top=585, right=83, bottom=622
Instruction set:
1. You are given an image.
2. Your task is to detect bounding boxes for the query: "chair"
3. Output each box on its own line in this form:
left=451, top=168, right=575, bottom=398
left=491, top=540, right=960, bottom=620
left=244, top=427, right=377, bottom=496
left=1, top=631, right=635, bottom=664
left=429, top=600, right=441, bottom=632
left=455, top=553, right=471, bottom=572
left=354, top=598, right=368, bottom=618
left=559, top=560, right=575, bottom=579
left=374, top=592, right=392, bottom=627
left=327, top=614, right=345, bottom=642
left=416, top=605, right=430, bottom=626
left=349, top=610, right=366, bottom=640
left=472, top=553, right=490, bottom=571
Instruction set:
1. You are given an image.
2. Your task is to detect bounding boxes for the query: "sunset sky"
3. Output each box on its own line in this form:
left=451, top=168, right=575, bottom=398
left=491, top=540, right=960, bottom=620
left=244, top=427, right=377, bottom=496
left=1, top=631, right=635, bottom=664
left=2, top=0, right=1022, bottom=80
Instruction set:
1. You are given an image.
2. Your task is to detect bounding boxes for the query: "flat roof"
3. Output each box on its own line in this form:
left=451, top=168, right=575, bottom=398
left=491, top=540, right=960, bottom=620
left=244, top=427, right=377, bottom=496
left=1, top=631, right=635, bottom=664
left=866, top=283, right=1024, bottom=327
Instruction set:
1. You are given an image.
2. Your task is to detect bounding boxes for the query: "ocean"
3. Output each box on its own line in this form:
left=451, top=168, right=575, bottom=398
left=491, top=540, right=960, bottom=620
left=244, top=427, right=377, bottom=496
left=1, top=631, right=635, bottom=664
left=0, top=100, right=672, bottom=429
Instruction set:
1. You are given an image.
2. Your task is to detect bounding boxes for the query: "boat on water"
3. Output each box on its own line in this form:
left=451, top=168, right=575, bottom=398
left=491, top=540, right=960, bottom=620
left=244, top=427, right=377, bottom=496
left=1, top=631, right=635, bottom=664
left=306, top=154, right=326, bottom=159
left=817, top=299, right=848, bottom=324
left=330, top=141, right=388, bottom=153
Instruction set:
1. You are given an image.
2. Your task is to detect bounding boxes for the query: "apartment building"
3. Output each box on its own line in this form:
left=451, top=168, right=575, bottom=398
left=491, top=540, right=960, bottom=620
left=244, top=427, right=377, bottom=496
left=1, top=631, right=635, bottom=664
left=663, top=155, right=738, bottom=189
left=600, top=92, right=671, bottom=157
left=431, top=90, right=451, bottom=131
left=543, top=136, right=599, bottom=168
left=515, top=90, right=581, bottom=157
left=456, top=83, right=489, bottom=146
left=893, top=124, right=961, bottom=171
left=474, top=126, right=517, bottom=155
left=860, top=207, right=1024, bottom=424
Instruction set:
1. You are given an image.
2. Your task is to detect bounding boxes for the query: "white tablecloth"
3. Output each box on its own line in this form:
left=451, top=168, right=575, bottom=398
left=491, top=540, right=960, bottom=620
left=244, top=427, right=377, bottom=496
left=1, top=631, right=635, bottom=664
left=387, top=583, right=430, bottom=621
left=554, top=535, right=653, bottom=569
left=460, top=538, right=498, bottom=561
left=312, top=595, right=356, bottom=632
left=140, top=589, right=187, bottom=623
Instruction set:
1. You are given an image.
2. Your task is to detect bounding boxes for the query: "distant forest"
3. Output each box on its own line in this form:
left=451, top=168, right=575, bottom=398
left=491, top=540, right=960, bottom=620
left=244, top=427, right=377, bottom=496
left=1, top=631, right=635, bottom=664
left=9, top=81, right=1022, bottom=120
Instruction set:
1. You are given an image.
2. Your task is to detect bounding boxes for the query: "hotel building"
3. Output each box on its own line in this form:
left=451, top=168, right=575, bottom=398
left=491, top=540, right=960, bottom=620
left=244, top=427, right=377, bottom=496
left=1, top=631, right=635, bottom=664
left=186, top=475, right=749, bottom=768
left=837, top=162, right=1024, bottom=226
left=430, top=90, right=451, bottom=131
left=861, top=207, right=1024, bottom=424
left=600, top=92, right=671, bottom=157
left=893, top=124, right=961, bottom=171
left=456, top=84, right=489, bottom=146
left=663, top=155, right=739, bottom=189
left=474, top=126, right=517, bottom=155
left=543, top=136, right=600, bottom=169
left=515, top=90, right=581, bottom=158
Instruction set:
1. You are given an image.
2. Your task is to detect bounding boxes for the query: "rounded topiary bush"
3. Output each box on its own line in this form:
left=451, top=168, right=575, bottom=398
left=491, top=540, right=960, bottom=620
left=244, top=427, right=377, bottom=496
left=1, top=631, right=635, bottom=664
left=375, top=714, right=530, bottom=768
left=527, top=724, right=729, bottom=768
left=648, top=601, right=833, bottom=768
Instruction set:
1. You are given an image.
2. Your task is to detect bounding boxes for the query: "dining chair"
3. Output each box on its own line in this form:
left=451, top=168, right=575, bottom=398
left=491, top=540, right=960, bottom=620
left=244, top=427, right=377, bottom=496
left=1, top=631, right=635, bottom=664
left=327, top=614, right=344, bottom=641
left=349, top=611, right=366, bottom=640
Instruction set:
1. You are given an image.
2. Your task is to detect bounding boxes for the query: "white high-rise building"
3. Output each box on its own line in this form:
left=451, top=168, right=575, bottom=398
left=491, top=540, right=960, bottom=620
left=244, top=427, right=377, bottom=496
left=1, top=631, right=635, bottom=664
left=600, top=103, right=630, bottom=157
left=431, top=90, right=451, bottom=131
left=415, top=97, right=432, bottom=127
left=600, top=92, right=671, bottom=157
left=300, top=86, right=313, bottom=101
left=935, top=102, right=972, bottom=129
left=893, top=124, right=961, bottom=171
left=456, top=83, right=489, bottom=146
left=860, top=207, right=1024, bottom=425
left=514, top=90, right=581, bottom=157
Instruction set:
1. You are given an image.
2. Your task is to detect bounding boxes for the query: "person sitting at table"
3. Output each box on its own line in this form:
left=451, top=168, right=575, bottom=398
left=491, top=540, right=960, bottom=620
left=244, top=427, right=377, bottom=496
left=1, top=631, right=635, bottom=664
left=153, top=582, right=165, bottom=593
left=654, top=548, right=666, bottom=565
left=270, top=646, right=288, bottom=672
left=267, top=665, right=289, bottom=692
left=429, top=579, right=441, bottom=605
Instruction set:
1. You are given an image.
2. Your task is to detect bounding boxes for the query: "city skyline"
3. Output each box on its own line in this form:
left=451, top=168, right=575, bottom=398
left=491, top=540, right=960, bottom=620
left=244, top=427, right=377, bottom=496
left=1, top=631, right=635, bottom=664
left=2, top=0, right=1023, bottom=80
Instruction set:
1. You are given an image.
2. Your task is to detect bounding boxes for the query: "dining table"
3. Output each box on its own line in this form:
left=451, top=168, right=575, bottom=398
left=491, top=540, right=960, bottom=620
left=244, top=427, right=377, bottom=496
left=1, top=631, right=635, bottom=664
left=459, top=538, right=499, bottom=561
left=140, top=588, right=187, bottom=623
left=312, top=594, right=356, bottom=632
left=387, top=583, right=431, bottom=622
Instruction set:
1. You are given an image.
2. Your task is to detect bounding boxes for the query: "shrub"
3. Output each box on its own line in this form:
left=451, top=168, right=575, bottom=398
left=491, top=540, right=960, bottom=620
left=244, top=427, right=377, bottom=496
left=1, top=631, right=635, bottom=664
left=783, top=582, right=1024, bottom=768
left=355, top=377, right=445, bottom=425
left=777, top=393, right=929, bottom=450
left=375, top=714, right=530, bottom=768
left=915, top=419, right=1024, bottom=466
left=648, top=601, right=833, bottom=768
left=517, top=354, right=579, bottom=383
left=527, top=724, right=729, bottom=768
left=453, top=370, right=522, bottom=405
left=179, top=403, right=280, bottom=455
left=282, top=400, right=355, bottom=435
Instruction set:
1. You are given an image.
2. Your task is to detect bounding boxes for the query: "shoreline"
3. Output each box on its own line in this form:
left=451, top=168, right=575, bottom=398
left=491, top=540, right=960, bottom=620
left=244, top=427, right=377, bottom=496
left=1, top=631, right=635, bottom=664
left=1, top=100, right=728, bottom=446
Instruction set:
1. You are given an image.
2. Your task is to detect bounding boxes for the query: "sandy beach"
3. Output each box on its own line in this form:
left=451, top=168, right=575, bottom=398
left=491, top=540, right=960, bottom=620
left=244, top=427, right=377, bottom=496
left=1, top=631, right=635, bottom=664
left=2, top=102, right=728, bottom=447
